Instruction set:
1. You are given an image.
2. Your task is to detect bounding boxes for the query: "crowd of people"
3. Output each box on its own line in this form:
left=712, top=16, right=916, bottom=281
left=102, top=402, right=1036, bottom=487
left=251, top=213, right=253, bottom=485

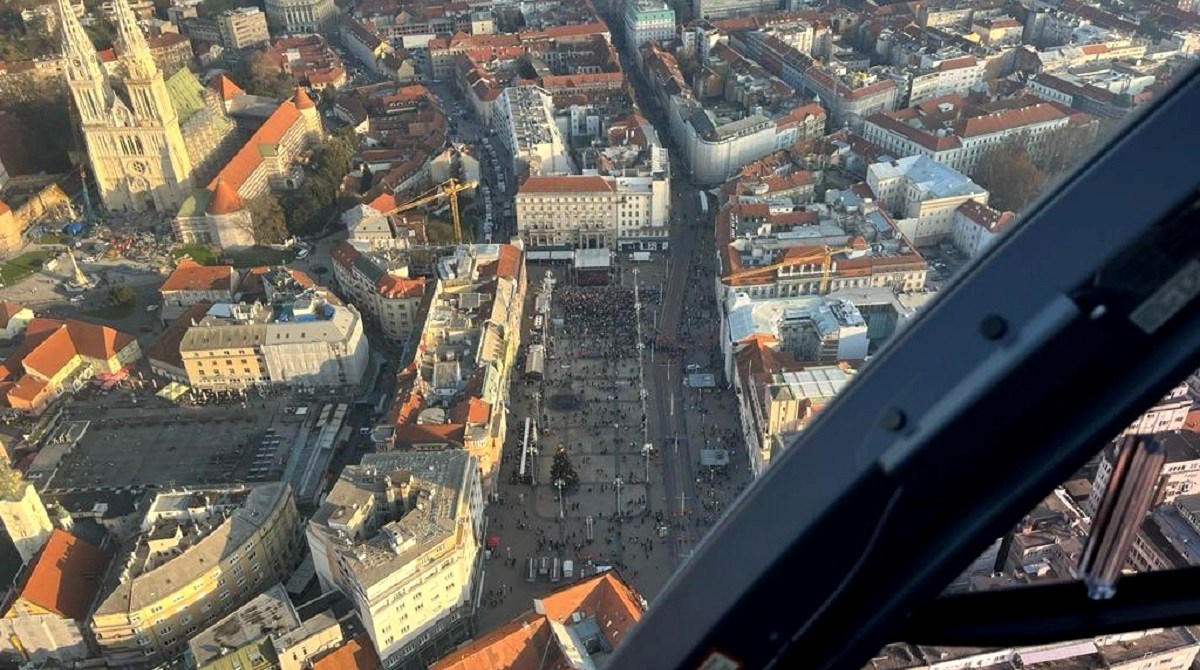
left=559, top=286, right=640, bottom=358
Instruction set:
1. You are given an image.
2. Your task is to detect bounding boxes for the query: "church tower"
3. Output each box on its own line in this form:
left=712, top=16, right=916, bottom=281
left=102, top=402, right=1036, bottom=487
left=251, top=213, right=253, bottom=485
left=59, top=0, right=194, bottom=213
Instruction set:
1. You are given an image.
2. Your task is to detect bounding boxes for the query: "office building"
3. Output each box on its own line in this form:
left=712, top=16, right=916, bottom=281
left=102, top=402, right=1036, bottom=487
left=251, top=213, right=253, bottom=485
left=693, top=0, right=778, bottom=21
left=306, top=451, right=484, bottom=669
left=492, top=87, right=574, bottom=177
left=866, top=155, right=989, bottom=245
left=624, top=0, right=675, bottom=49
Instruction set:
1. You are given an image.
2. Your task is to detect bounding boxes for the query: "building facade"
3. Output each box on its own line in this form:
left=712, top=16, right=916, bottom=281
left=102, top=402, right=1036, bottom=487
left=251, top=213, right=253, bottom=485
left=90, top=483, right=302, bottom=667
left=218, top=8, right=270, bottom=50
left=58, top=0, right=195, bottom=212
left=264, top=0, right=335, bottom=35
left=516, top=174, right=670, bottom=250
left=624, top=0, right=675, bottom=49
left=178, top=288, right=369, bottom=390
left=330, top=242, right=427, bottom=345
left=307, top=451, right=484, bottom=669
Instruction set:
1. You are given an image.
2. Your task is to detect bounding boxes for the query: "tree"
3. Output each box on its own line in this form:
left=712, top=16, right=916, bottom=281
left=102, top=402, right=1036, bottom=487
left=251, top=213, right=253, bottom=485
left=551, top=447, right=579, bottom=489
left=108, top=284, right=136, bottom=307
left=1033, top=124, right=1099, bottom=176
left=972, top=138, right=1046, bottom=212
left=0, top=76, right=73, bottom=173
left=233, top=49, right=295, bottom=100
left=248, top=194, right=288, bottom=244
left=283, top=132, right=357, bottom=235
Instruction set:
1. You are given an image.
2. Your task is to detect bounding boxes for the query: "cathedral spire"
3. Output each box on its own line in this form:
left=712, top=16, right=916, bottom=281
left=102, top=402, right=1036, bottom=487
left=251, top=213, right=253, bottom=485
left=111, top=0, right=157, bottom=79
left=56, top=0, right=106, bottom=83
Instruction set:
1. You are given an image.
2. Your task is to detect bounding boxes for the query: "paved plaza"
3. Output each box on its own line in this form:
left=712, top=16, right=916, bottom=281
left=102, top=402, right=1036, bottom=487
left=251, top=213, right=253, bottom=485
left=476, top=256, right=753, bottom=630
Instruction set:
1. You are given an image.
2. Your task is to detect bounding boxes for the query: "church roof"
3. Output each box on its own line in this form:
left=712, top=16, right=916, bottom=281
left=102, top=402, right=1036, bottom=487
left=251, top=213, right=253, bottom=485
left=208, top=178, right=245, bottom=215
left=293, top=86, right=316, bottom=110
left=209, top=73, right=244, bottom=101
left=165, top=68, right=208, bottom=123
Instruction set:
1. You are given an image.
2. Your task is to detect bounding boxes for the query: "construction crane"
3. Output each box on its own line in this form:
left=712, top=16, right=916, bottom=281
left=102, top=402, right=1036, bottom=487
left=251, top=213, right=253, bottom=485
left=381, top=178, right=478, bottom=244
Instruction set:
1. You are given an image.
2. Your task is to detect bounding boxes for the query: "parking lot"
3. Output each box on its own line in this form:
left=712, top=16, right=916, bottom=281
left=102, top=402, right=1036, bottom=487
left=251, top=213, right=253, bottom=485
left=44, top=393, right=305, bottom=492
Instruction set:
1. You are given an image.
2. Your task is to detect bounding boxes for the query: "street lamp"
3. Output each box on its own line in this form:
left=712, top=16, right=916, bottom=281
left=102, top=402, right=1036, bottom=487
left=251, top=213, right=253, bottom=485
left=614, top=477, right=624, bottom=518
left=555, top=478, right=566, bottom=519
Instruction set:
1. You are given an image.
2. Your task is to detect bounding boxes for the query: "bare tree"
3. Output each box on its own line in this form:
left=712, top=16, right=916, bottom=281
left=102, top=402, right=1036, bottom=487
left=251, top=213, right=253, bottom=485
left=973, top=138, right=1046, bottom=212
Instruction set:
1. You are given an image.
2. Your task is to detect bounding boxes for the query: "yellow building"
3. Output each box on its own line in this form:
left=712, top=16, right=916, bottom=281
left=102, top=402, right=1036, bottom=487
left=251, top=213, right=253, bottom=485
left=90, top=483, right=302, bottom=667
left=306, top=450, right=484, bottom=669
left=58, top=0, right=195, bottom=212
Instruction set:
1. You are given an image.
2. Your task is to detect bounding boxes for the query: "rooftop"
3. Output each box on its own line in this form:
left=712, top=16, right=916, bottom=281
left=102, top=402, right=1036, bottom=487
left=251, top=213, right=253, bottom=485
left=868, top=155, right=987, bottom=200
left=94, top=483, right=289, bottom=615
left=309, top=450, right=472, bottom=588
left=8, top=528, right=110, bottom=620
left=189, top=583, right=301, bottom=667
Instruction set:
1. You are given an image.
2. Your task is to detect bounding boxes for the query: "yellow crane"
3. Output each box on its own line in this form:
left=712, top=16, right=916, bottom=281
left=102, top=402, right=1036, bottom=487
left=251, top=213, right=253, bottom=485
left=380, top=178, right=478, bottom=244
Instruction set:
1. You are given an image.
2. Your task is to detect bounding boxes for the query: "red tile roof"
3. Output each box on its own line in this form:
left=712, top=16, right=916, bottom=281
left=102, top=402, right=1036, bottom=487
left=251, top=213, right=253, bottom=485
left=377, top=274, right=425, bottom=298
left=10, top=529, right=109, bottom=620
left=431, top=572, right=644, bottom=670
left=146, top=301, right=212, bottom=371
left=160, top=258, right=236, bottom=293
left=0, top=301, right=26, bottom=329
left=312, top=635, right=382, bottom=670
left=956, top=199, right=1015, bottom=233
left=207, top=177, right=245, bottom=215
left=0, top=200, right=9, bottom=215
left=496, top=244, right=522, bottom=280
left=519, top=175, right=614, bottom=194
left=210, top=74, right=244, bottom=101
left=20, top=327, right=77, bottom=380
left=294, top=86, right=316, bottom=110
left=209, top=100, right=302, bottom=193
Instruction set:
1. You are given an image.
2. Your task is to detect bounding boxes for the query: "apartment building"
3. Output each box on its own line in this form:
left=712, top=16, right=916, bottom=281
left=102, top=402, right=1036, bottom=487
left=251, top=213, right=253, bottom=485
left=91, top=484, right=302, bottom=667
left=218, top=7, right=269, bottom=50
left=516, top=174, right=670, bottom=250
left=904, top=54, right=984, bottom=106
left=693, top=0, right=776, bottom=20
left=624, top=0, right=675, bottom=49
left=951, top=199, right=1015, bottom=258
left=330, top=242, right=428, bottom=345
left=492, top=86, right=574, bottom=177
left=866, top=155, right=989, bottom=245
left=862, top=94, right=1079, bottom=175
left=731, top=338, right=857, bottom=477
left=306, top=450, right=485, bottom=669
left=178, top=277, right=369, bottom=390
left=1086, top=387, right=1196, bottom=515
left=381, top=245, right=525, bottom=482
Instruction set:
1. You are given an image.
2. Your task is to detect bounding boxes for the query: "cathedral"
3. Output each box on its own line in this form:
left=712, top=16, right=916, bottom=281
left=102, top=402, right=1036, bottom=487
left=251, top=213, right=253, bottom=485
left=57, top=0, right=228, bottom=212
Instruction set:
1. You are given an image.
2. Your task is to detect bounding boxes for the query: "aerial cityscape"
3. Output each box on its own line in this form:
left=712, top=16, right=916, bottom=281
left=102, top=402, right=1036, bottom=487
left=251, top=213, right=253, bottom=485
left=0, top=0, right=1194, bottom=664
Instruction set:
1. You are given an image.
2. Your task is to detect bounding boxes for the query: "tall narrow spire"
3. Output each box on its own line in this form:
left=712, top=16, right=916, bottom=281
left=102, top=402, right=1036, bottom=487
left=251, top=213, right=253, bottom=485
left=111, top=0, right=156, bottom=79
left=56, top=0, right=106, bottom=83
